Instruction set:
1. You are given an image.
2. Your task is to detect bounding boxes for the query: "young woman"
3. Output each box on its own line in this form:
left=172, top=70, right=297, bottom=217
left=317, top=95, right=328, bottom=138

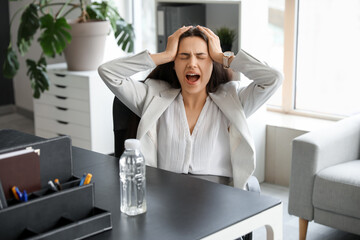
left=98, top=26, right=282, bottom=189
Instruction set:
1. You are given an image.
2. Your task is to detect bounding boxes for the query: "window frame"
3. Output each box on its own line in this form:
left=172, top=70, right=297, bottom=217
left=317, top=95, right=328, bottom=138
left=267, top=0, right=344, bottom=121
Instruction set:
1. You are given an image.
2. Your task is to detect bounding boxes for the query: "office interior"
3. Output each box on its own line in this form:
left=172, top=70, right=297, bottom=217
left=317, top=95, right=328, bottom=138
left=1, top=0, right=360, bottom=239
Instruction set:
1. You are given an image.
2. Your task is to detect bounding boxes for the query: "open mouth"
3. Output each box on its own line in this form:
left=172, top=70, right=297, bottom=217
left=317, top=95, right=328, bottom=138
left=186, top=73, right=200, bottom=83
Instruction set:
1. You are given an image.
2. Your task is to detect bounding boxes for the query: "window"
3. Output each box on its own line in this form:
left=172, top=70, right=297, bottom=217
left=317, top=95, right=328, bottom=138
left=268, top=0, right=360, bottom=119
left=295, top=0, right=360, bottom=117
left=124, top=0, right=360, bottom=119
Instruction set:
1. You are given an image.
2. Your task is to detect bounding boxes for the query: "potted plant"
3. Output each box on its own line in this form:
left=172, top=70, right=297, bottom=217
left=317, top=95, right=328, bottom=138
left=215, top=27, right=236, bottom=52
left=3, top=0, right=135, bottom=98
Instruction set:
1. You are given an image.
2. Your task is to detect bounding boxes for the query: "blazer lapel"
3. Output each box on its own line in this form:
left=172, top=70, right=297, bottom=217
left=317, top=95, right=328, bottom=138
left=209, top=90, right=254, bottom=148
left=137, top=88, right=180, bottom=139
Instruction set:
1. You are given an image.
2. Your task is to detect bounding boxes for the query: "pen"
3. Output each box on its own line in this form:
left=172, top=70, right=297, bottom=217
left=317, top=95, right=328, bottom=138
left=83, top=173, right=92, bottom=185
left=54, top=178, right=62, bottom=190
left=48, top=180, right=58, bottom=192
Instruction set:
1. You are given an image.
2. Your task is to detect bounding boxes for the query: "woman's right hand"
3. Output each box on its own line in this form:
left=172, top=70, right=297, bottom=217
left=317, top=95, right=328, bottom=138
left=150, top=26, right=192, bottom=65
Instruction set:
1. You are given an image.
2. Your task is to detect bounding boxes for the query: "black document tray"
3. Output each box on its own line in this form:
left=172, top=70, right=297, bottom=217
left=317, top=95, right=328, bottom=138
left=0, top=129, right=112, bottom=239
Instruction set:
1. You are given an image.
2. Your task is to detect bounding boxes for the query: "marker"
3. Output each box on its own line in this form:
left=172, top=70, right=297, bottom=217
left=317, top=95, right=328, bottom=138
left=79, top=173, right=87, bottom=186
left=54, top=178, right=62, bottom=191
left=21, top=190, right=28, bottom=202
left=83, top=173, right=92, bottom=185
left=11, top=186, right=22, bottom=200
left=11, top=186, right=19, bottom=200
left=48, top=180, right=58, bottom=192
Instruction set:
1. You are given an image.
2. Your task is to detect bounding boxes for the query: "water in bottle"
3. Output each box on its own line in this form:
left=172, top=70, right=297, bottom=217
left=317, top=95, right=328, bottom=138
left=119, top=139, right=147, bottom=216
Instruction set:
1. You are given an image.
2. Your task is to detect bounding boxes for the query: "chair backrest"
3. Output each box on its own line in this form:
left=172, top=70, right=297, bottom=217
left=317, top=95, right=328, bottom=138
left=112, top=97, right=140, bottom=158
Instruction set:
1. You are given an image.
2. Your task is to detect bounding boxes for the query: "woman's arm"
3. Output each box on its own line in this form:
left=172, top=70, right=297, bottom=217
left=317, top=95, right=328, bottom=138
left=230, top=50, right=283, bottom=117
left=150, top=26, right=192, bottom=65
left=197, top=25, right=283, bottom=118
left=98, top=50, right=155, bottom=116
left=98, top=26, right=192, bottom=116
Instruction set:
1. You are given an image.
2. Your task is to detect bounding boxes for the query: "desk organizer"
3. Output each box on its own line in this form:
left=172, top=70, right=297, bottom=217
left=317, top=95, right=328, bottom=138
left=0, top=130, right=112, bottom=240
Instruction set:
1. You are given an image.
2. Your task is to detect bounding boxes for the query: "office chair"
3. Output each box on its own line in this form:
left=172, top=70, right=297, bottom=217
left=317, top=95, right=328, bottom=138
left=112, top=96, right=140, bottom=158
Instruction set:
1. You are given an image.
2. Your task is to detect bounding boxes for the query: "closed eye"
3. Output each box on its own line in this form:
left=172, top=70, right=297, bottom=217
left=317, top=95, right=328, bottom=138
left=196, top=53, right=208, bottom=59
left=177, top=52, right=208, bottom=60
left=178, top=53, right=190, bottom=59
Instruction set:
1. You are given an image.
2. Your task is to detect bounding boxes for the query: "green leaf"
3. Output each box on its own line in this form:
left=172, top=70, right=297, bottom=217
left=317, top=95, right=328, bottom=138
left=86, top=1, right=134, bottom=52
left=17, top=4, right=40, bottom=55
left=38, top=14, right=71, bottom=57
left=115, top=18, right=135, bottom=52
left=26, top=57, right=49, bottom=99
left=86, top=3, right=106, bottom=21
left=87, top=1, right=120, bottom=31
left=2, top=45, right=19, bottom=79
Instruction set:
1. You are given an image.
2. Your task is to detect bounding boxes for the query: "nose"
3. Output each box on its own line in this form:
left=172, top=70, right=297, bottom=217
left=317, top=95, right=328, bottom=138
left=187, top=55, right=197, bottom=68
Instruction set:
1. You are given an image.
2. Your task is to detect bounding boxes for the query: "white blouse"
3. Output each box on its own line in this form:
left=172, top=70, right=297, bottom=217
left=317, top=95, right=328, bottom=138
left=157, top=93, right=232, bottom=177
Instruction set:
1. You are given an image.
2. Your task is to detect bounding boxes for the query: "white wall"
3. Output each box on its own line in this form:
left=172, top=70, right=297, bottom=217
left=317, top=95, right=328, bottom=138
left=239, top=0, right=268, bottom=182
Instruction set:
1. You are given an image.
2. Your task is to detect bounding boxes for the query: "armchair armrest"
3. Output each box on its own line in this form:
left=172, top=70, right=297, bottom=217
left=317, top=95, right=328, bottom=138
left=246, top=176, right=261, bottom=194
left=288, top=114, right=360, bottom=220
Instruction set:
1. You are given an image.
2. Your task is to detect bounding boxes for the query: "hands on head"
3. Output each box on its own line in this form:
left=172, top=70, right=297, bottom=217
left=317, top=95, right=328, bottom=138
left=196, top=25, right=224, bottom=65
left=150, top=25, right=225, bottom=66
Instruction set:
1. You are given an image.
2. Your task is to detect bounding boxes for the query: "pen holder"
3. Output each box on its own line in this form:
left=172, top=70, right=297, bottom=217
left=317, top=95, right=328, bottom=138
left=0, top=182, right=112, bottom=240
left=0, top=131, right=112, bottom=240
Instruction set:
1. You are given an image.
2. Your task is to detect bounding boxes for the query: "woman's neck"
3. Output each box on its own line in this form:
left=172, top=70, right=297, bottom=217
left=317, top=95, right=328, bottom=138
left=181, top=91, right=208, bottom=135
left=181, top=91, right=208, bottom=110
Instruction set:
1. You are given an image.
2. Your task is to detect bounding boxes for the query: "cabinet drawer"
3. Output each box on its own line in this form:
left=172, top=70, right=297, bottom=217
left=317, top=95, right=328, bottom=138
left=47, top=84, right=89, bottom=101
left=48, top=72, right=89, bottom=89
left=35, top=116, right=91, bottom=140
left=35, top=129, right=91, bottom=150
left=35, top=93, right=90, bottom=112
left=34, top=103, right=90, bottom=127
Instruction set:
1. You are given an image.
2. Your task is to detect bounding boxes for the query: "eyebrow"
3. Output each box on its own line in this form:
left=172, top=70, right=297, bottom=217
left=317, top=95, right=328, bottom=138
left=178, top=52, right=207, bottom=56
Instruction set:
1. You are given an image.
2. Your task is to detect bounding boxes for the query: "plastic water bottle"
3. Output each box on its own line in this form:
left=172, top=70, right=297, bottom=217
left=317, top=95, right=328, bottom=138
left=119, top=139, right=147, bottom=216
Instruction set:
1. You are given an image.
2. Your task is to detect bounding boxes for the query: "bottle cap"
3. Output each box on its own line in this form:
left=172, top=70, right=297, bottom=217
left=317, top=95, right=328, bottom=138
left=124, top=139, right=141, bottom=150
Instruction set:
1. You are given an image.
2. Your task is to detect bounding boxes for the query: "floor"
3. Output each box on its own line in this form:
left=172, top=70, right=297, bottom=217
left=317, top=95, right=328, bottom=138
left=1, top=112, right=359, bottom=240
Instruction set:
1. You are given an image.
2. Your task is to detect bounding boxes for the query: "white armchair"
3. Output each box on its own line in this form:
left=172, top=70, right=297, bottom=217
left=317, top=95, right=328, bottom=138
left=288, top=114, right=360, bottom=239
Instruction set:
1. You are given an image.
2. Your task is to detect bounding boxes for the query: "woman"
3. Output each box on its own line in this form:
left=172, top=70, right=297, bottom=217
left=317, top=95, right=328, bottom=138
left=98, top=26, right=282, bottom=189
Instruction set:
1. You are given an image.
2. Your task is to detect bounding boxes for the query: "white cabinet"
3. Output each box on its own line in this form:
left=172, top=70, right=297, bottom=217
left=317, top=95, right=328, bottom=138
left=34, top=63, right=114, bottom=154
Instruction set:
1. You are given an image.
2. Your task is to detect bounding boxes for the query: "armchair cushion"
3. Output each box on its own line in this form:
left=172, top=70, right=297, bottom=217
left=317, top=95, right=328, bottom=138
left=313, top=160, right=360, bottom=219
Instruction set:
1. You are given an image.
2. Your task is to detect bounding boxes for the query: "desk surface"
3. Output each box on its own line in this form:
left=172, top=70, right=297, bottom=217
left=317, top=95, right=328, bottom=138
left=0, top=129, right=281, bottom=240
left=72, top=147, right=280, bottom=240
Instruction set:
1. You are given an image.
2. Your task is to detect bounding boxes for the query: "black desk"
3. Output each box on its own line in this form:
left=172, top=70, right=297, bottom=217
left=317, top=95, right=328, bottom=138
left=0, top=130, right=283, bottom=240
left=72, top=147, right=282, bottom=240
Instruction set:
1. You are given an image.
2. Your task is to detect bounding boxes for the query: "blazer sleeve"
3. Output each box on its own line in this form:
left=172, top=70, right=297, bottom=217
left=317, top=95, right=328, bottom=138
left=230, top=50, right=283, bottom=117
left=98, top=50, right=156, bottom=116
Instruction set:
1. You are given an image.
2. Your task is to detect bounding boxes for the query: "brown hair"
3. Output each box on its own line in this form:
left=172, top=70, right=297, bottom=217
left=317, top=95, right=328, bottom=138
left=147, top=27, right=232, bottom=93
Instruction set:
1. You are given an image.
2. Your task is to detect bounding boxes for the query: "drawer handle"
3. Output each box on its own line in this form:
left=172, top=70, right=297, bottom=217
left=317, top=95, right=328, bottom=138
left=55, top=73, right=66, bottom=77
left=55, top=84, right=67, bottom=89
left=55, top=95, right=67, bottom=100
left=57, top=120, right=69, bottom=125
left=56, top=106, right=68, bottom=111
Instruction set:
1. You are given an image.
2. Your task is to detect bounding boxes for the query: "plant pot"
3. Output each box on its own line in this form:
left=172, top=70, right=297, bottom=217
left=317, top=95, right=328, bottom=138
left=221, top=44, right=232, bottom=52
left=64, top=20, right=110, bottom=71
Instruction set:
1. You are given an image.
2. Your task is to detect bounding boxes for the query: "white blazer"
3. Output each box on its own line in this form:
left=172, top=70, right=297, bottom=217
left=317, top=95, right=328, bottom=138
left=98, top=50, right=283, bottom=189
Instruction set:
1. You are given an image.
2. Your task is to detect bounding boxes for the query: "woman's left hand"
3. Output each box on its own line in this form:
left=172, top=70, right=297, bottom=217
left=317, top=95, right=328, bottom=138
left=196, top=26, right=223, bottom=64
